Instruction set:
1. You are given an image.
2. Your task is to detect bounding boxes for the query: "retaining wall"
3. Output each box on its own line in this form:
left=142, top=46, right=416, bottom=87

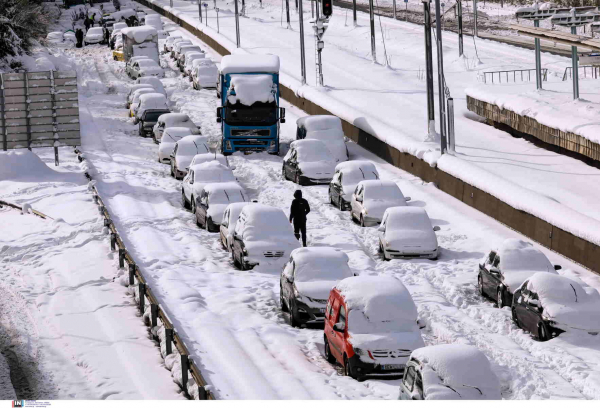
left=134, top=0, right=600, bottom=274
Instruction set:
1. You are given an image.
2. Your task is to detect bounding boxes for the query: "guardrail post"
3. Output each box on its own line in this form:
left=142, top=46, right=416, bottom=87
left=110, top=233, right=116, bottom=251
left=119, top=248, right=125, bottom=268
left=165, top=328, right=173, bottom=355
left=99, top=205, right=105, bottom=214
left=181, top=354, right=189, bottom=389
left=151, top=304, right=158, bottom=327
left=103, top=218, right=111, bottom=229
left=139, top=283, right=145, bottom=313
left=93, top=194, right=98, bottom=204
left=129, top=263, right=135, bottom=285
left=198, top=385, right=208, bottom=400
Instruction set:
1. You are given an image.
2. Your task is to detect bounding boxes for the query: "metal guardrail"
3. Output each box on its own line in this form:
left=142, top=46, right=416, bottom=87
left=482, top=68, right=548, bottom=84
left=0, top=199, right=53, bottom=219
left=562, top=65, right=600, bottom=80
left=74, top=149, right=215, bottom=401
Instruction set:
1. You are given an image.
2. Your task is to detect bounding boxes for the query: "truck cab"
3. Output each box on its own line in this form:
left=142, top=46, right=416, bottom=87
left=216, top=54, right=285, bottom=155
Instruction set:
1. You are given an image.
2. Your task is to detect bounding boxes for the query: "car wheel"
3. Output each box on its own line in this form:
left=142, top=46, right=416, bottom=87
left=360, top=215, right=365, bottom=228
left=290, top=306, right=299, bottom=328
left=338, top=197, right=345, bottom=211
left=512, top=307, right=520, bottom=328
left=497, top=288, right=505, bottom=309
left=324, top=337, right=336, bottom=364
left=538, top=322, right=549, bottom=341
left=182, top=190, right=190, bottom=210
left=205, top=217, right=212, bottom=232
left=233, top=249, right=241, bottom=269
left=478, top=275, right=484, bottom=297
left=343, top=355, right=351, bottom=377
left=329, top=189, right=335, bottom=205
left=280, top=288, right=288, bottom=312
left=295, top=173, right=301, bottom=185
left=138, top=122, right=144, bottom=137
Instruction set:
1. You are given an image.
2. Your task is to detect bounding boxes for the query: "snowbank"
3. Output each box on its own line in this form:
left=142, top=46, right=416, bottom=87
left=227, top=74, right=275, bottom=106
left=0, top=150, right=81, bottom=184
left=220, top=54, right=280, bottom=75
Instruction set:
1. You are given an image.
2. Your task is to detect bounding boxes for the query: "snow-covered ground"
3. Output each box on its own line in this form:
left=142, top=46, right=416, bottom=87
left=24, top=1, right=598, bottom=399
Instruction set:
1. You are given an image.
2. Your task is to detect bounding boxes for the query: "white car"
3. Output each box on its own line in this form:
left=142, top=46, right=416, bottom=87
left=399, top=344, right=501, bottom=400
left=296, top=115, right=349, bottom=163
left=171, top=40, right=192, bottom=59
left=350, top=180, right=411, bottom=226
left=183, top=52, right=205, bottom=77
left=126, top=84, right=154, bottom=108
left=84, top=27, right=104, bottom=45
left=163, top=34, right=182, bottom=53
left=377, top=207, right=440, bottom=261
left=189, top=152, right=230, bottom=170
left=282, top=139, right=336, bottom=185
left=280, top=247, right=355, bottom=327
left=170, top=135, right=210, bottom=179
left=133, top=93, right=168, bottom=124
left=192, top=59, right=218, bottom=90
left=231, top=204, right=301, bottom=271
left=128, top=88, right=156, bottom=116
left=220, top=202, right=252, bottom=252
left=158, top=127, right=192, bottom=163
left=144, top=14, right=163, bottom=31
left=177, top=45, right=202, bottom=68
left=329, top=161, right=379, bottom=211
left=129, top=59, right=164, bottom=79
left=111, top=22, right=128, bottom=47
left=125, top=56, right=153, bottom=76
left=195, top=182, right=248, bottom=232
left=136, top=76, right=166, bottom=96
left=181, top=161, right=236, bottom=211
left=152, top=113, right=200, bottom=143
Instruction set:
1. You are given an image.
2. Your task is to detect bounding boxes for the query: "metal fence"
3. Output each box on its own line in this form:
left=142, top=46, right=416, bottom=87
left=0, top=70, right=80, bottom=164
left=562, top=65, right=600, bottom=80
left=482, top=68, right=548, bottom=84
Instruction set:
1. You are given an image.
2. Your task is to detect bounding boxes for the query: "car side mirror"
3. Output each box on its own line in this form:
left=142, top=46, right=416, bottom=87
left=433, top=226, right=440, bottom=232
left=404, top=196, right=412, bottom=202
left=280, top=107, right=286, bottom=123
left=377, top=225, right=385, bottom=232
left=554, top=265, right=562, bottom=271
left=333, top=322, right=345, bottom=332
left=216, top=107, right=222, bottom=123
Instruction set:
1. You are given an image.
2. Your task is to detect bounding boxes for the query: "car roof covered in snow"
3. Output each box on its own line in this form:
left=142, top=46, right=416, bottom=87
left=138, top=93, right=167, bottom=104
left=176, top=134, right=207, bottom=146
left=237, top=204, right=293, bottom=237
left=411, top=344, right=501, bottom=400
left=136, top=59, right=160, bottom=67
left=297, top=115, right=342, bottom=132
left=220, top=54, right=280, bottom=75
left=190, top=152, right=228, bottom=167
left=336, top=276, right=418, bottom=322
left=145, top=15, right=161, bottom=23
left=120, top=26, right=157, bottom=43
left=113, top=22, right=128, bottom=31
left=162, top=127, right=194, bottom=140
left=131, top=88, right=155, bottom=99
left=202, top=181, right=244, bottom=195
left=498, top=239, right=555, bottom=273
left=87, top=27, right=104, bottom=34
left=384, top=207, right=432, bottom=230
left=290, top=247, right=352, bottom=283
left=158, top=113, right=192, bottom=125
left=335, top=161, right=378, bottom=176
left=358, top=180, right=404, bottom=200
left=290, top=139, right=334, bottom=162
left=193, top=58, right=216, bottom=68
left=189, top=160, right=232, bottom=175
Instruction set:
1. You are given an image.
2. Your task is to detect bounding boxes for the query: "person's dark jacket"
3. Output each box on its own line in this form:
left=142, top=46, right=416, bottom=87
left=289, top=190, right=310, bottom=223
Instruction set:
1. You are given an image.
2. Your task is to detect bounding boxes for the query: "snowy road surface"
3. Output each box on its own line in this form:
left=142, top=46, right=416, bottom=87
left=58, top=5, right=600, bottom=398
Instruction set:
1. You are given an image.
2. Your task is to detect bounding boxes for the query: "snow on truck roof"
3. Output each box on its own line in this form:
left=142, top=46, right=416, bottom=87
left=120, top=26, right=157, bottom=43
left=220, top=54, right=280, bottom=75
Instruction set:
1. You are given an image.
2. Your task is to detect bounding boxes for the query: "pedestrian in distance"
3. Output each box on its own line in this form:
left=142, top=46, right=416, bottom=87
left=84, top=16, right=91, bottom=32
left=103, top=25, right=110, bottom=46
left=289, top=190, right=310, bottom=247
left=75, top=28, right=84, bottom=48
left=90, top=13, right=96, bottom=27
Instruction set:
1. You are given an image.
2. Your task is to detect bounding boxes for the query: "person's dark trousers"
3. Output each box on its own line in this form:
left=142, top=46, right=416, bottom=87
left=294, top=220, right=307, bottom=247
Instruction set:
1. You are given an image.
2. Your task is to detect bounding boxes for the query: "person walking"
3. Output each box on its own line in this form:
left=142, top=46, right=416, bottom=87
left=289, top=190, right=310, bottom=247
left=103, top=25, right=110, bottom=46
left=75, top=28, right=84, bottom=48
left=83, top=16, right=91, bottom=33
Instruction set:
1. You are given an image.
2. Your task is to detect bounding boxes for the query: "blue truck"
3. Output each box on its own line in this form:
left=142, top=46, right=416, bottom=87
left=216, top=54, right=285, bottom=155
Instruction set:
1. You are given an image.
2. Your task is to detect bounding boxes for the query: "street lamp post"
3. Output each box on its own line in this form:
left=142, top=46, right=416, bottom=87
left=434, top=0, right=447, bottom=153
left=234, top=0, right=241, bottom=47
left=299, top=0, right=307, bottom=84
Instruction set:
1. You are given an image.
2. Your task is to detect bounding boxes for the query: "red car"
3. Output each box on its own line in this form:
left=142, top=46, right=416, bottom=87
left=323, top=276, right=425, bottom=381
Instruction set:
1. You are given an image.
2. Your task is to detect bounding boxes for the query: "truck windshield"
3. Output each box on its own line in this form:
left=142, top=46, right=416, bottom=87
left=224, top=101, right=277, bottom=126
left=143, top=111, right=170, bottom=122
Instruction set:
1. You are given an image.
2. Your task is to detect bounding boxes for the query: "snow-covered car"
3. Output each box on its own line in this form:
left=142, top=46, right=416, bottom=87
left=195, top=182, right=248, bottom=232
left=181, top=161, right=236, bottom=212
left=126, top=83, right=154, bottom=108
left=171, top=39, right=192, bottom=59
left=192, top=59, right=218, bottom=90
left=329, top=161, right=379, bottom=211
left=324, top=276, right=425, bottom=381
left=512, top=273, right=600, bottom=340
left=125, top=56, right=153, bottom=77
left=110, top=22, right=128, bottom=49
left=152, top=113, right=200, bottom=144
left=169, top=135, right=210, bottom=179
left=296, top=115, right=349, bottom=163
left=84, top=27, right=105, bottom=45
left=377, top=207, right=440, bottom=261
left=158, top=127, right=192, bottom=164
left=136, top=76, right=166, bottom=96
left=280, top=247, right=355, bottom=327
left=133, top=93, right=168, bottom=124
left=219, top=202, right=252, bottom=252
left=282, top=140, right=336, bottom=185
left=182, top=52, right=205, bottom=77
left=350, top=180, right=411, bottom=227
left=231, top=204, right=301, bottom=271
left=163, top=34, right=182, bottom=53
left=128, top=88, right=156, bottom=116
left=129, top=59, right=164, bottom=79
left=144, top=14, right=163, bottom=31
left=478, top=239, right=560, bottom=309
left=176, top=45, right=202, bottom=68
left=399, top=344, right=501, bottom=400
left=189, top=152, right=230, bottom=170
left=46, top=31, right=64, bottom=44
left=138, top=108, right=170, bottom=137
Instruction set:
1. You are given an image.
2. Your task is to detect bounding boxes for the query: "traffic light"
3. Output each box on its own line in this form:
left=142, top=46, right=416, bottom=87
left=322, top=0, right=332, bottom=17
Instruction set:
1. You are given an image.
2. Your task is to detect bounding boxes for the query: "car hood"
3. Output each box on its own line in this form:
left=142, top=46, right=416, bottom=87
left=295, top=280, right=338, bottom=301
left=542, top=301, right=600, bottom=332
left=349, top=330, right=425, bottom=364
left=298, top=161, right=335, bottom=179
left=385, top=229, right=437, bottom=251
left=245, top=238, right=301, bottom=255
left=177, top=155, right=194, bottom=170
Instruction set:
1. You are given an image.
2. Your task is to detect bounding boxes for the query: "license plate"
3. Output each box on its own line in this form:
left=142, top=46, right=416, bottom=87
left=382, top=364, right=405, bottom=371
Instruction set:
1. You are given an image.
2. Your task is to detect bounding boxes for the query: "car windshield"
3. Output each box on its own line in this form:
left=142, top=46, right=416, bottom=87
left=138, top=59, right=158, bottom=67
left=143, top=110, right=170, bottom=122
left=88, top=28, right=103, bottom=35
left=209, top=189, right=246, bottom=205
left=344, top=167, right=378, bottom=184
left=296, top=145, right=332, bottom=162
left=367, top=185, right=403, bottom=200
left=387, top=211, right=431, bottom=231
left=178, top=141, right=206, bottom=156
left=225, top=101, right=277, bottom=126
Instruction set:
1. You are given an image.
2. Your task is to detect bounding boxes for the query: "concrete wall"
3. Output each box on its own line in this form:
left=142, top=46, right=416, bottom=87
left=136, top=0, right=600, bottom=275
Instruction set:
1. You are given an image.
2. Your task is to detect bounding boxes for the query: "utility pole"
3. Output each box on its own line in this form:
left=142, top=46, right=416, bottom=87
left=286, top=0, right=291, bottom=28
left=435, top=0, right=447, bottom=153
left=198, top=0, right=203, bottom=24
left=299, top=0, right=307, bottom=84
left=474, top=0, right=478, bottom=37
left=457, top=0, right=463, bottom=56
left=423, top=0, right=435, bottom=138
left=534, top=19, right=541, bottom=89
left=353, top=0, right=357, bottom=25
left=369, top=0, right=376, bottom=62
left=571, top=26, right=579, bottom=99
left=393, top=0, right=397, bottom=19
left=234, top=0, right=241, bottom=47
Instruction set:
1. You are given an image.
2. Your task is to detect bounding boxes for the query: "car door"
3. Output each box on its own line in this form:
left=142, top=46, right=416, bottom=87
left=481, top=251, right=498, bottom=297
left=378, top=212, right=388, bottom=246
left=329, top=172, right=341, bottom=203
left=285, top=149, right=298, bottom=179
left=327, top=299, right=343, bottom=361
left=351, top=184, right=364, bottom=219
left=521, top=287, right=542, bottom=334
left=331, top=302, right=347, bottom=363
left=400, top=365, right=417, bottom=399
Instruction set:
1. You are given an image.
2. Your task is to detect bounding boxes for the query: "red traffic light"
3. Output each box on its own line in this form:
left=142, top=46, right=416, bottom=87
left=322, top=0, right=332, bottom=17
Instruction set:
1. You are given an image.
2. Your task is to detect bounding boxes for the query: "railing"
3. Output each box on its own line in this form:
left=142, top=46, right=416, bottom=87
left=562, top=65, right=600, bottom=80
left=75, top=149, right=215, bottom=400
left=482, top=68, right=548, bottom=84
